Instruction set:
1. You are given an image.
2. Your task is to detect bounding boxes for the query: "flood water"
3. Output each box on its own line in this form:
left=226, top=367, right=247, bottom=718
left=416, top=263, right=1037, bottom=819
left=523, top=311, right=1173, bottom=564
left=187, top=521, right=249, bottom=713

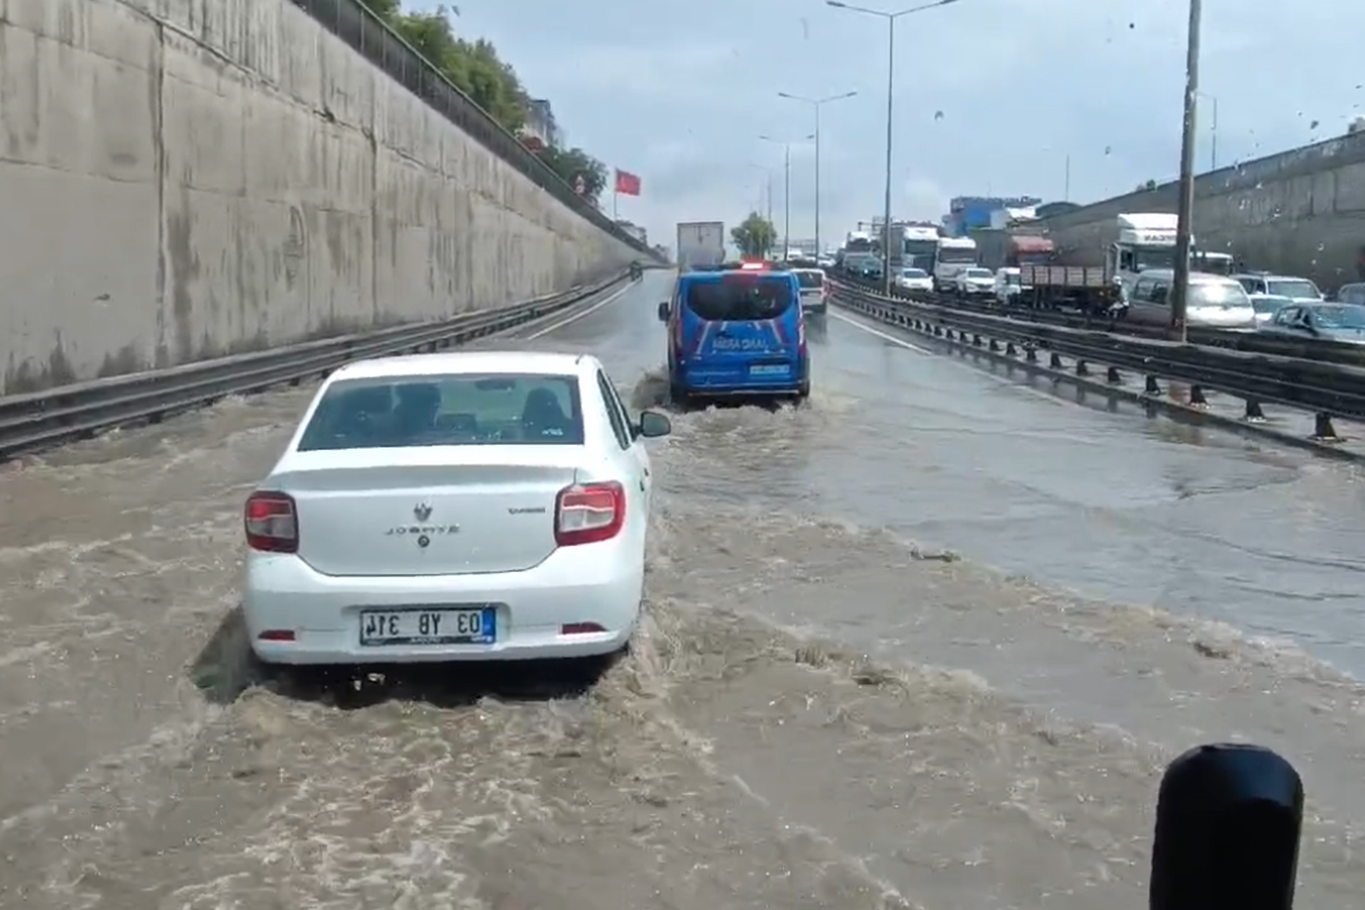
left=1, top=273, right=1363, bottom=908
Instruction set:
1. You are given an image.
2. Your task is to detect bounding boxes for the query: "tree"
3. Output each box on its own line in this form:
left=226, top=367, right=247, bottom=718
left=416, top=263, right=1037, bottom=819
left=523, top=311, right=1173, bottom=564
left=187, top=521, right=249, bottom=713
left=1135, top=179, right=1158, bottom=192
left=361, top=2, right=529, bottom=134
left=731, top=212, right=777, bottom=258
left=536, top=145, right=607, bottom=202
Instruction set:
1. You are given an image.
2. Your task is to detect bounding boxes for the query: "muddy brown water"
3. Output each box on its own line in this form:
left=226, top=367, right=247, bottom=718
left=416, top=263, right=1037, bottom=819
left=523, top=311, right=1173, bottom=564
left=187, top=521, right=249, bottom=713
left=1, top=275, right=1364, bottom=908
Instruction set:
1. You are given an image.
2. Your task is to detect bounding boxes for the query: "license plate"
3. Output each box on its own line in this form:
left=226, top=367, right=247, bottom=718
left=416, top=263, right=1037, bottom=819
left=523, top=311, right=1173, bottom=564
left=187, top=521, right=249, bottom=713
left=359, top=607, right=496, bottom=645
left=749, top=365, right=786, bottom=376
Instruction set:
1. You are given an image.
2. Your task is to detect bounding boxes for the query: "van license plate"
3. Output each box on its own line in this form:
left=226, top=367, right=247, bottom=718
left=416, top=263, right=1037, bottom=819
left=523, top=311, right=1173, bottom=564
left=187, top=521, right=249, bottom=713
left=360, top=607, right=496, bottom=645
left=749, top=365, right=786, bottom=376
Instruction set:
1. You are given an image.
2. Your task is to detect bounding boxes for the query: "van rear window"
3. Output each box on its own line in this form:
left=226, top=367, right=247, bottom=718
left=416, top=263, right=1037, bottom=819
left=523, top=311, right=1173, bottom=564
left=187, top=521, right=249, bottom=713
left=685, top=277, right=793, bottom=321
left=795, top=271, right=823, bottom=289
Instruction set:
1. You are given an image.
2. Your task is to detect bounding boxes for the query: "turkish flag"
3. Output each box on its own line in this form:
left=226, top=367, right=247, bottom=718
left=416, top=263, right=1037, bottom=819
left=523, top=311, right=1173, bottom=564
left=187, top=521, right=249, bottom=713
left=614, top=169, right=641, bottom=196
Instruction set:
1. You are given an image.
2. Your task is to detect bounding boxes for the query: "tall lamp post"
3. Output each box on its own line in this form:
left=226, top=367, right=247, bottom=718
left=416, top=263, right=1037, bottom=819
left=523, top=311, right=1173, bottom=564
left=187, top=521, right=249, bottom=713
left=1170, top=0, right=1203, bottom=342
left=827, top=0, right=961, bottom=294
left=1196, top=90, right=1218, bottom=171
left=747, top=163, right=775, bottom=222
left=760, top=134, right=815, bottom=259
left=777, top=90, right=857, bottom=261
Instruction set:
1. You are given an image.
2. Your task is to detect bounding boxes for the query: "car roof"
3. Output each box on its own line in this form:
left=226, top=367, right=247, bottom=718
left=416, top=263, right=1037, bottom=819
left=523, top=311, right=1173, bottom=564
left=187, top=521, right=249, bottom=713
left=1138, top=269, right=1238, bottom=283
left=328, top=350, right=599, bottom=382
left=1234, top=272, right=1309, bottom=281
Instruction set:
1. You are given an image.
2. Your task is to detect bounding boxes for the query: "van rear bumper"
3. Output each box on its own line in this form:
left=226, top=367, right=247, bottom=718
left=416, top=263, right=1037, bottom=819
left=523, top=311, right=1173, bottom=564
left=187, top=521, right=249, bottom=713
left=675, top=357, right=808, bottom=395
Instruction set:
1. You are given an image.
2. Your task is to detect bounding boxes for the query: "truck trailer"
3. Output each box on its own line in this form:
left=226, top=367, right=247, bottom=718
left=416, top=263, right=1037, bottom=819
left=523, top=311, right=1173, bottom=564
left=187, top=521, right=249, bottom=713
left=676, top=221, right=726, bottom=271
left=1019, top=212, right=1182, bottom=315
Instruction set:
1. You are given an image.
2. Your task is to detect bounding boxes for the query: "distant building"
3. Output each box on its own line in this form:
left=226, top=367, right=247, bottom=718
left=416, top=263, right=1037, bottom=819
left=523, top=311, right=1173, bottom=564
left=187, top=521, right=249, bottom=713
left=1035, top=201, right=1082, bottom=219
left=519, top=98, right=560, bottom=151
left=944, top=195, right=1041, bottom=236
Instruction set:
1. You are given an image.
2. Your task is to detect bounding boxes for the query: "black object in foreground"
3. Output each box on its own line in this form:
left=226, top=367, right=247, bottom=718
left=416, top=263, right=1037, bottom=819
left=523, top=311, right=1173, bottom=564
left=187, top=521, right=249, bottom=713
left=1150, top=743, right=1303, bottom=910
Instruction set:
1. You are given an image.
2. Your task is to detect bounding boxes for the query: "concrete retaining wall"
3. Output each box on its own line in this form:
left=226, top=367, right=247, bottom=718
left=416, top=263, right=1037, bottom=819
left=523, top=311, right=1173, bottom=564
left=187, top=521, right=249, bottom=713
left=0, top=0, right=639, bottom=394
left=1036, top=131, right=1365, bottom=293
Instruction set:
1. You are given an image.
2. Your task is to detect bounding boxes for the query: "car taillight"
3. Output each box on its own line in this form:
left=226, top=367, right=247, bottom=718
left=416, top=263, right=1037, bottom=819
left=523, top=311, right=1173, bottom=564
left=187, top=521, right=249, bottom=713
left=555, top=482, right=625, bottom=546
left=245, top=491, right=298, bottom=552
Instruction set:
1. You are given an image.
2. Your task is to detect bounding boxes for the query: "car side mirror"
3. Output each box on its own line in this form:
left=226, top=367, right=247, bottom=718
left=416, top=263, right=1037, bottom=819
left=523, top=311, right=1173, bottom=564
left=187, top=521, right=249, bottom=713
left=657, top=301, right=670, bottom=322
left=636, top=410, right=671, bottom=438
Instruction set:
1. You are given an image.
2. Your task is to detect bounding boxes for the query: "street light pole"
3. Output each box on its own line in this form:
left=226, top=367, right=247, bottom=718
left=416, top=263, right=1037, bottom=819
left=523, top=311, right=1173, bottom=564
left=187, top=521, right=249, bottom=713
left=1171, top=0, right=1202, bottom=343
left=760, top=133, right=815, bottom=259
left=827, top=0, right=961, bottom=295
left=1195, top=91, right=1218, bottom=170
left=777, top=89, right=857, bottom=260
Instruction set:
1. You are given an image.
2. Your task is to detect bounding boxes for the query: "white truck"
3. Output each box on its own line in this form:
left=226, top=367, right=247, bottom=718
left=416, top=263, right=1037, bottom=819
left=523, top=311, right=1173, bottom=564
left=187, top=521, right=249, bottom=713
left=900, top=224, right=941, bottom=272
left=1019, top=212, right=1183, bottom=315
left=676, top=221, right=726, bottom=271
left=932, top=236, right=978, bottom=292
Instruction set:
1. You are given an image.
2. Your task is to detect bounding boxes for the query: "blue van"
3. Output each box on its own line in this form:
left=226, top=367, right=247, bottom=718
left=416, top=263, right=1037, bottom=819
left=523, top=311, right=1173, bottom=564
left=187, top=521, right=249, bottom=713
left=656, top=261, right=809, bottom=405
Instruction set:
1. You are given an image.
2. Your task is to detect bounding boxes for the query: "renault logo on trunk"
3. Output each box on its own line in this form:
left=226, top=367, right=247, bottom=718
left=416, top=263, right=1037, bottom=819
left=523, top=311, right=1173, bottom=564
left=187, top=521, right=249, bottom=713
left=413, top=503, right=432, bottom=521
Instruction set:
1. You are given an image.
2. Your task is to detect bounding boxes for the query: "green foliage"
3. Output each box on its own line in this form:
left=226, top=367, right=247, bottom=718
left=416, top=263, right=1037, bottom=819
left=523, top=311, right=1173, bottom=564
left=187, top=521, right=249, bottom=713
left=731, top=213, right=777, bottom=257
left=362, top=2, right=528, bottom=133
left=537, top=145, right=607, bottom=203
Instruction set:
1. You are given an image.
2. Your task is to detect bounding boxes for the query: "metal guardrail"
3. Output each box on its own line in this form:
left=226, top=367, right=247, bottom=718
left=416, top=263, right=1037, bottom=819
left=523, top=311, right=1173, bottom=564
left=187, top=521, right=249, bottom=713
left=0, top=275, right=628, bottom=461
left=285, top=0, right=659, bottom=260
left=832, top=280, right=1365, bottom=444
left=839, top=273, right=1365, bottom=366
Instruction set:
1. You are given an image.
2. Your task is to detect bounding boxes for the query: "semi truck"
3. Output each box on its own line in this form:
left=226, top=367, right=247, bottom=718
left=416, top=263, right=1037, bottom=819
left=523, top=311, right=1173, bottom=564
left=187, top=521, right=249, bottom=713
left=901, top=224, right=941, bottom=272
left=932, top=236, right=978, bottom=291
left=1018, top=212, right=1181, bottom=315
left=675, top=221, right=726, bottom=271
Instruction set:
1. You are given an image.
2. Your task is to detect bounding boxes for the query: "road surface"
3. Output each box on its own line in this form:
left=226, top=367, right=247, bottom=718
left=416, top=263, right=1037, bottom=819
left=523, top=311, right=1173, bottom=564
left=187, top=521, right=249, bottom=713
left=1, top=272, right=1363, bottom=908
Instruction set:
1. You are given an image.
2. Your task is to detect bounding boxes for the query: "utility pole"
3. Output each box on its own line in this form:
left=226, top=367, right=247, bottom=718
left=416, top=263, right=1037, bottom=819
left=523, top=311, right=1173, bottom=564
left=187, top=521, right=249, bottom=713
left=777, top=89, right=857, bottom=259
left=760, top=133, right=815, bottom=259
left=1170, top=0, right=1202, bottom=343
left=827, top=0, right=961, bottom=295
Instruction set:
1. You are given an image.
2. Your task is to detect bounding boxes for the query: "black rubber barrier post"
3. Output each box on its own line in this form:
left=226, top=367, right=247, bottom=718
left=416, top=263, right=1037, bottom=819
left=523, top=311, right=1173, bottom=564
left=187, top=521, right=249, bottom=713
left=1245, top=400, right=1265, bottom=421
left=1107, top=366, right=1122, bottom=384
left=1313, top=413, right=1337, bottom=440
left=1149, top=743, right=1302, bottom=910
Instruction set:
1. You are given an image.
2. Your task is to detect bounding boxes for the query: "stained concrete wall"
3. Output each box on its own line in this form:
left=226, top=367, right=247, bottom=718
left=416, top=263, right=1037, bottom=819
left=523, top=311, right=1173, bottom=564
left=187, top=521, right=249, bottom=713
left=1036, top=131, right=1365, bottom=292
left=0, top=0, right=640, bottom=394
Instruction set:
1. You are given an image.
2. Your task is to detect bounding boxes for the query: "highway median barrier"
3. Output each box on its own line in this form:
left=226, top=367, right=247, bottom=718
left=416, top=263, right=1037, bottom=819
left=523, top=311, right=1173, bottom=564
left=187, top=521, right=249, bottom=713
left=832, top=279, right=1365, bottom=455
left=0, top=271, right=635, bottom=462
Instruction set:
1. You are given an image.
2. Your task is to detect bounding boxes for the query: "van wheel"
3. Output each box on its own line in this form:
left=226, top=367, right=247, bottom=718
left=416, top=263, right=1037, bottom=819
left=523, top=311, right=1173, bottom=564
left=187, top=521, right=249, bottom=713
left=669, top=382, right=690, bottom=409
left=796, top=380, right=811, bottom=401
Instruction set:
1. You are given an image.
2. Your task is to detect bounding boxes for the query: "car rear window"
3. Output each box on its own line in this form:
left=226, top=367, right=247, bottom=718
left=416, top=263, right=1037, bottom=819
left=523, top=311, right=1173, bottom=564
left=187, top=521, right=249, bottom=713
left=297, top=373, right=584, bottom=450
left=795, top=270, right=823, bottom=289
left=684, top=275, right=794, bottom=321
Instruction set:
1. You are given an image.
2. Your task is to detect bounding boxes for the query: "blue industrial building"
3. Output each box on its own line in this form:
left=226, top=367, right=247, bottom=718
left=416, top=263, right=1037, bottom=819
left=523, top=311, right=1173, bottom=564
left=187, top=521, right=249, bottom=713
left=943, top=196, right=1042, bottom=236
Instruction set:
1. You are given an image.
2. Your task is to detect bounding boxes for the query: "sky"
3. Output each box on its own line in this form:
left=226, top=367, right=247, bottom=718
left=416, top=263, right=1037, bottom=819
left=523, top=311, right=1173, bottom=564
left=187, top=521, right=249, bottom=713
left=412, top=0, right=1364, bottom=252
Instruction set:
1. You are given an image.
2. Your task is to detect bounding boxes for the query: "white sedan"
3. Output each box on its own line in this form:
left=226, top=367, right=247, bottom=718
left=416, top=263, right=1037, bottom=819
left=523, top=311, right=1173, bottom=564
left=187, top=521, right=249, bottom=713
left=241, top=350, right=670, bottom=666
left=895, top=267, right=934, bottom=294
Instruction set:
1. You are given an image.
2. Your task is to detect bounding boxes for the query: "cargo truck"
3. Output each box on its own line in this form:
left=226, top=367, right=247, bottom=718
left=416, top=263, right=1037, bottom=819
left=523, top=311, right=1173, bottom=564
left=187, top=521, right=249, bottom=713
left=972, top=227, right=1055, bottom=271
left=1018, top=212, right=1183, bottom=315
left=932, top=236, right=978, bottom=291
left=676, top=221, right=726, bottom=271
left=901, top=224, right=941, bottom=272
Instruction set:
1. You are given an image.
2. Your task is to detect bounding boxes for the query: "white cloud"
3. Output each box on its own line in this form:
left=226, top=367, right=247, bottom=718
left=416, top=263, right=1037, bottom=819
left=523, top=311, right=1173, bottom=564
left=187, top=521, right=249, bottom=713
left=408, top=0, right=1365, bottom=247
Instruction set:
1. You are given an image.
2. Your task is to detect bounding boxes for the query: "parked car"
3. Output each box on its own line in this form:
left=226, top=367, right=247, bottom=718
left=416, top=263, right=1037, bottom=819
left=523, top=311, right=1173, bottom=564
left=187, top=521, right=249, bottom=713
left=954, top=267, right=995, bottom=299
left=1125, top=269, right=1257, bottom=329
left=241, top=350, right=672, bottom=668
left=1233, top=272, right=1323, bottom=313
left=895, top=267, right=934, bottom=295
left=1258, top=301, right=1365, bottom=344
left=1335, top=282, right=1365, bottom=305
